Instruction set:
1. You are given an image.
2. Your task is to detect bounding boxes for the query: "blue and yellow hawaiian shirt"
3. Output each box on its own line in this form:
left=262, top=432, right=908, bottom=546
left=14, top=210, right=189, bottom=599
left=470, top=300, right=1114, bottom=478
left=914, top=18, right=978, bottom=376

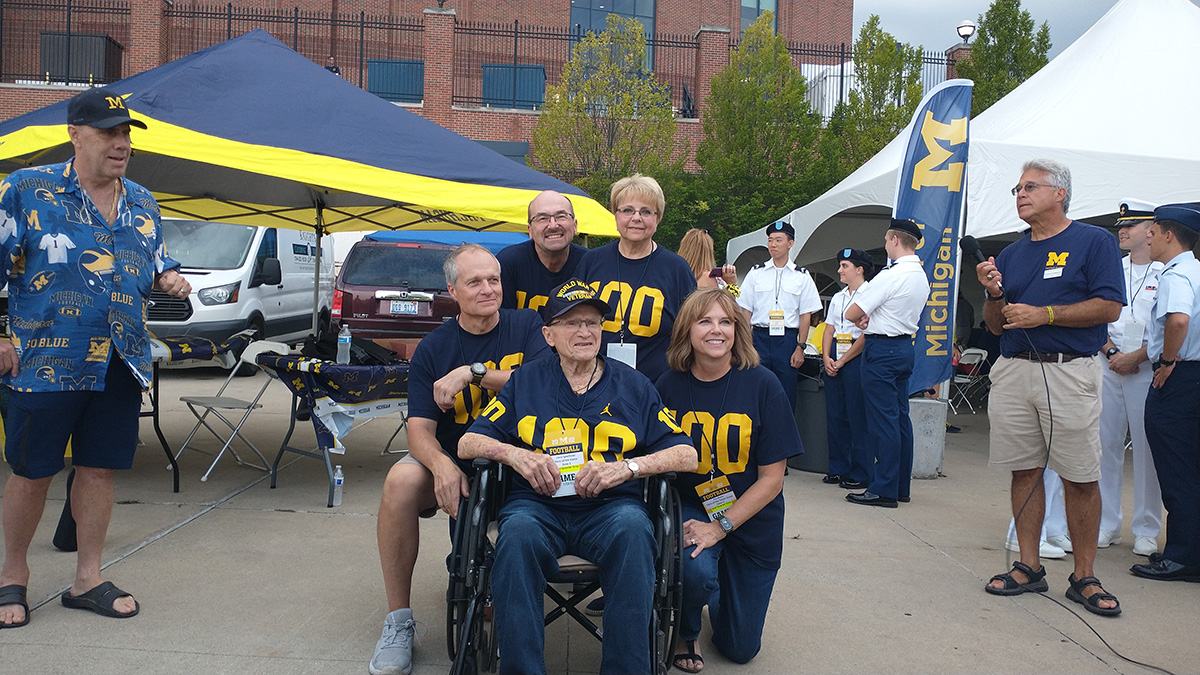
left=0, top=159, right=179, bottom=392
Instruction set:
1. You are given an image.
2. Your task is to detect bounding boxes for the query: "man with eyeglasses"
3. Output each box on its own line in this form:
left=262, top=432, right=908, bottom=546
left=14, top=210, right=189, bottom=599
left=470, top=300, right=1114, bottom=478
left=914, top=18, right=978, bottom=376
left=736, top=221, right=822, bottom=420
left=498, top=190, right=589, bottom=313
left=370, top=244, right=549, bottom=675
left=976, top=159, right=1126, bottom=617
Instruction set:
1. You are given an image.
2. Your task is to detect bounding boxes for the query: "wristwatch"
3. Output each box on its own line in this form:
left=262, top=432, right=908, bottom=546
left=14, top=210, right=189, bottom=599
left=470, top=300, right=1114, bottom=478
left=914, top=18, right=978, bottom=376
left=470, top=362, right=487, bottom=386
left=716, top=514, right=734, bottom=533
left=624, top=459, right=640, bottom=479
left=1105, top=347, right=1119, bottom=358
left=984, top=289, right=1005, bottom=302
left=1157, top=357, right=1177, bottom=368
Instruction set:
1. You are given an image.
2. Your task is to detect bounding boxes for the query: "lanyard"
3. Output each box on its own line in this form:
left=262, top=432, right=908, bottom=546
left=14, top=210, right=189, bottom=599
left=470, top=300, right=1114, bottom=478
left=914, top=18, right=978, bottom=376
left=555, top=357, right=600, bottom=429
left=614, top=244, right=653, bottom=342
left=1127, top=261, right=1152, bottom=307
left=688, top=368, right=733, bottom=481
left=840, top=287, right=857, bottom=329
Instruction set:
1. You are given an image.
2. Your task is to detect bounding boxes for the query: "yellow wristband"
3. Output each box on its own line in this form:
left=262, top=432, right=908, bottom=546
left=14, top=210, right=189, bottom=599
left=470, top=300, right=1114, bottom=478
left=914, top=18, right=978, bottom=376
left=725, top=284, right=740, bottom=298
left=1045, top=306, right=1054, bottom=325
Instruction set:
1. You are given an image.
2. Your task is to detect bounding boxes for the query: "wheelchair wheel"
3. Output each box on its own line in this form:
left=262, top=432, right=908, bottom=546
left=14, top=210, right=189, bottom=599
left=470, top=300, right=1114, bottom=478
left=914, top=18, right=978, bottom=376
left=448, top=462, right=501, bottom=674
left=650, top=480, right=684, bottom=675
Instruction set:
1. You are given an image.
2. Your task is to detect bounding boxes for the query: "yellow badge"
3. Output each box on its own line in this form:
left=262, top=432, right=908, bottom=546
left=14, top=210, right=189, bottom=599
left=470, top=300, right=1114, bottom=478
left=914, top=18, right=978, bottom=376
left=544, top=428, right=587, bottom=498
left=768, top=310, right=785, bottom=336
left=835, top=333, right=853, bottom=359
left=695, top=475, right=736, bottom=521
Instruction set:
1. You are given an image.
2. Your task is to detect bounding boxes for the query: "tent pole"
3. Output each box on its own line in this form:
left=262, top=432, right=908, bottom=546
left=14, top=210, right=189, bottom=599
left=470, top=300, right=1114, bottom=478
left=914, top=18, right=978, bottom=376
left=313, top=204, right=325, bottom=336
left=943, top=169, right=970, bottom=403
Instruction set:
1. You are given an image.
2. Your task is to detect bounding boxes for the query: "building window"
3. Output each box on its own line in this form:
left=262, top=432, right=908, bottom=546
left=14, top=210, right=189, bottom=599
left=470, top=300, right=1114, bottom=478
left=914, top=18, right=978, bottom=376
left=569, top=0, right=656, bottom=38
left=741, top=0, right=778, bottom=33
left=481, top=64, right=547, bottom=110
left=367, top=59, right=424, bottom=104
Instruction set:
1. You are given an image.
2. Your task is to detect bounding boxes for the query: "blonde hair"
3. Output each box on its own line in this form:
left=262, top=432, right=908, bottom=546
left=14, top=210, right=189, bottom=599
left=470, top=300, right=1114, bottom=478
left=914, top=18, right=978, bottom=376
left=677, top=229, right=716, bottom=280
left=610, top=173, right=666, bottom=219
left=666, top=288, right=759, bottom=372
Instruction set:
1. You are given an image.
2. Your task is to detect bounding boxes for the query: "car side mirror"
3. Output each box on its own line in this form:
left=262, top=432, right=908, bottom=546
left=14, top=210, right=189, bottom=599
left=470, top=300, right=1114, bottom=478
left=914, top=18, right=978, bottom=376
left=251, top=257, right=282, bottom=287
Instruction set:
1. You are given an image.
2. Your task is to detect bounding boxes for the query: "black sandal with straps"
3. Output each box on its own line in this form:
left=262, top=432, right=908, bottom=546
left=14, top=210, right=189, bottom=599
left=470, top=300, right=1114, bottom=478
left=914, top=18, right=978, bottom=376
left=985, top=560, right=1049, bottom=596
left=1066, top=573, right=1121, bottom=616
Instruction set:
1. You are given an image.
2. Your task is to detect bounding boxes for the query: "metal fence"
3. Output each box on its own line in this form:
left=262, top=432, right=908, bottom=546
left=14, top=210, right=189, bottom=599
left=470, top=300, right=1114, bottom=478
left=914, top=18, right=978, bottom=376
left=0, top=0, right=131, bottom=85
left=163, top=3, right=422, bottom=91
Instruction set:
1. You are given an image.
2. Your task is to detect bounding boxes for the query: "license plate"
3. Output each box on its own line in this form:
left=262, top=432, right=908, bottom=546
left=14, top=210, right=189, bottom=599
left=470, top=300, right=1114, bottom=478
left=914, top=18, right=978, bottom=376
left=389, top=300, right=418, bottom=315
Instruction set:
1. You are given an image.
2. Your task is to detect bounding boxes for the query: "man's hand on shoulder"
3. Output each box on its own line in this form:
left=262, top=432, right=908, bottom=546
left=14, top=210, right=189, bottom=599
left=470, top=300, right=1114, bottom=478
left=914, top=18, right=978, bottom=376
left=0, top=340, right=18, bottom=376
left=155, top=269, right=191, bottom=298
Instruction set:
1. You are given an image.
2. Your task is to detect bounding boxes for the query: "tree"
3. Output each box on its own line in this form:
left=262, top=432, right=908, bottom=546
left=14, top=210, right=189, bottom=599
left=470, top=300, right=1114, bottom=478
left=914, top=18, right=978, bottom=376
left=695, top=11, right=821, bottom=254
left=835, top=15, right=925, bottom=176
left=955, top=0, right=1051, bottom=116
left=531, top=15, right=681, bottom=200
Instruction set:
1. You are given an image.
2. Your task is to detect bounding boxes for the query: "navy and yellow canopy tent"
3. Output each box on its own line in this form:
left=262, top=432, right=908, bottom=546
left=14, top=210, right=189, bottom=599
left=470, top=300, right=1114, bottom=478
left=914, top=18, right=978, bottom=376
left=0, top=29, right=615, bottom=236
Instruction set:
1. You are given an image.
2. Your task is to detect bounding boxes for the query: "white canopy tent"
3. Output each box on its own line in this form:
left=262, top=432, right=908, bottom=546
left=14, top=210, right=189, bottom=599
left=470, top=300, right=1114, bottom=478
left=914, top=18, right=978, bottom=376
left=727, top=0, right=1200, bottom=269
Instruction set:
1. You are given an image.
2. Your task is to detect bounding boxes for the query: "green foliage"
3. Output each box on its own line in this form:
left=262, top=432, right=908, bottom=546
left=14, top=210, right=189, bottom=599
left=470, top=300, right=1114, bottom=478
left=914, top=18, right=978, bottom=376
left=835, top=15, right=925, bottom=174
left=530, top=15, right=682, bottom=187
left=695, top=12, right=822, bottom=256
left=955, top=0, right=1051, bottom=116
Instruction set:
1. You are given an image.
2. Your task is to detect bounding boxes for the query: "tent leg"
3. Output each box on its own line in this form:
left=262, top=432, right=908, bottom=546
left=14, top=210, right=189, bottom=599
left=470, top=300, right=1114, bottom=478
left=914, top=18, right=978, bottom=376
left=313, top=206, right=324, bottom=336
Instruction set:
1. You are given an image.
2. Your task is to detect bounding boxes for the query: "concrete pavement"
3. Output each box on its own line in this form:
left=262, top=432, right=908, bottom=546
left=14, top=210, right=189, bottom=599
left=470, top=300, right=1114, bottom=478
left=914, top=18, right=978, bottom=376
left=1, top=366, right=1196, bottom=674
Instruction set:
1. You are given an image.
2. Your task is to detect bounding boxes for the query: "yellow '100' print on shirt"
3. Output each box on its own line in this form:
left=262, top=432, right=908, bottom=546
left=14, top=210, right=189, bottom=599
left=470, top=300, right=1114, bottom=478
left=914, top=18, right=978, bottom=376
left=451, top=352, right=524, bottom=424
left=673, top=410, right=752, bottom=474
left=591, top=280, right=664, bottom=337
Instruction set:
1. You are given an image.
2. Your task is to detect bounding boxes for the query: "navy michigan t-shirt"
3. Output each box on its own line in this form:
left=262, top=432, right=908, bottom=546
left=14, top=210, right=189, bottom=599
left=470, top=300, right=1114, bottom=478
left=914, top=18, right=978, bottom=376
left=497, top=240, right=588, bottom=313
left=656, top=365, right=803, bottom=569
left=994, top=221, right=1125, bottom=357
left=468, top=355, right=691, bottom=510
left=407, top=308, right=549, bottom=471
left=575, top=241, right=697, bottom=383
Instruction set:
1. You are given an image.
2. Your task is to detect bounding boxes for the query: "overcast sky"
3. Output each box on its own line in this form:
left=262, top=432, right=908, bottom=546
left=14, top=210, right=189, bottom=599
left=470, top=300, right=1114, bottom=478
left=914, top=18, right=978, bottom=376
left=853, top=1, right=1198, bottom=57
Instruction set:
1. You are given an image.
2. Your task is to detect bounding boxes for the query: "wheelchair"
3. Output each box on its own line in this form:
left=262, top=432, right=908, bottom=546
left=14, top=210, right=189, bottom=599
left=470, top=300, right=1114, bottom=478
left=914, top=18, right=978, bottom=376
left=446, top=458, right=683, bottom=674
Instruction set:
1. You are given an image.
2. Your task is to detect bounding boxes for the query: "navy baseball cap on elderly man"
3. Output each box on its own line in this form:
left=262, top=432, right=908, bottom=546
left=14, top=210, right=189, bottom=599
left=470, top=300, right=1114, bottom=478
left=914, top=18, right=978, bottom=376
left=542, top=279, right=612, bottom=323
left=765, top=221, right=795, bottom=239
left=67, top=86, right=147, bottom=129
left=1153, top=203, right=1200, bottom=232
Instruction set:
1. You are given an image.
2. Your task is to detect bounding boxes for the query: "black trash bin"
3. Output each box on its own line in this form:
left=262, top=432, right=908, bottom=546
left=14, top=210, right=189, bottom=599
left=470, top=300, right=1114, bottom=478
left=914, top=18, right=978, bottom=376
left=789, top=356, right=828, bottom=473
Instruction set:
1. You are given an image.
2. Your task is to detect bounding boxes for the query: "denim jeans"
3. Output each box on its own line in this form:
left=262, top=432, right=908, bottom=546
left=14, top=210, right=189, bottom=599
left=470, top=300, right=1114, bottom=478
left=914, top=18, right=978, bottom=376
left=678, top=502, right=778, bottom=664
left=493, top=496, right=655, bottom=675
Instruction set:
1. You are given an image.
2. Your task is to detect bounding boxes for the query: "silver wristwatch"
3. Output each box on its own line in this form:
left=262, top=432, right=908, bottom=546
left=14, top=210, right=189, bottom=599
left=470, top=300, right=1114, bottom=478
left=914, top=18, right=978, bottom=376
left=624, top=459, right=640, bottom=479
left=717, top=514, right=734, bottom=533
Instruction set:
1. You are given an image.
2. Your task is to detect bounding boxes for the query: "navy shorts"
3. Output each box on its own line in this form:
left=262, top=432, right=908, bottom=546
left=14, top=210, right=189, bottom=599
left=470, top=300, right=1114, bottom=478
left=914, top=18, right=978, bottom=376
left=4, top=356, right=143, bottom=480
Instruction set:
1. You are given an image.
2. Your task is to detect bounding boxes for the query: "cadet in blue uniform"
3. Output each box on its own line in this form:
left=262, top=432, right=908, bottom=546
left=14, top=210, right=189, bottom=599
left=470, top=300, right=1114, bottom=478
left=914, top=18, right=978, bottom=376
left=370, top=244, right=548, bottom=675
left=497, top=190, right=588, bottom=313
left=657, top=288, right=801, bottom=672
left=1132, top=203, right=1200, bottom=583
left=736, top=221, right=822, bottom=415
left=844, top=218, right=930, bottom=508
left=461, top=279, right=696, bottom=675
left=575, top=174, right=696, bottom=383
left=822, top=248, right=875, bottom=489
left=1, top=87, right=190, bottom=629
left=977, top=159, right=1124, bottom=616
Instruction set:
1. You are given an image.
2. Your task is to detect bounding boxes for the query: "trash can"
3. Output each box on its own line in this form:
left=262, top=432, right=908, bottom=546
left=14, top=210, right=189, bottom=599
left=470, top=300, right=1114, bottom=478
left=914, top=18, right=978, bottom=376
left=789, top=359, right=828, bottom=473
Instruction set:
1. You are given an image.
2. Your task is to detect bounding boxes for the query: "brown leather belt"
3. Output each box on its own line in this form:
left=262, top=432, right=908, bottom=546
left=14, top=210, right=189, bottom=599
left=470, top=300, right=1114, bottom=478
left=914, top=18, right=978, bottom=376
left=1009, top=351, right=1094, bottom=364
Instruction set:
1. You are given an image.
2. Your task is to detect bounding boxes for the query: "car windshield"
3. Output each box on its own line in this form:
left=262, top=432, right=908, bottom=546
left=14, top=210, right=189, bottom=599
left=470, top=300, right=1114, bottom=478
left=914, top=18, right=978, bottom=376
left=162, top=220, right=257, bottom=270
left=343, top=246, right=449, bottom=289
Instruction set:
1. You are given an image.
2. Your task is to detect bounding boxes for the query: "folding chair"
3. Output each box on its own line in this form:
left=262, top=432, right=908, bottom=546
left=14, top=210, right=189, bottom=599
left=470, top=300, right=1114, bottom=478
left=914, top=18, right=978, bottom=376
left=948, top=347, right=989, bottom=414
left=171, top=340, right=290, bottom=482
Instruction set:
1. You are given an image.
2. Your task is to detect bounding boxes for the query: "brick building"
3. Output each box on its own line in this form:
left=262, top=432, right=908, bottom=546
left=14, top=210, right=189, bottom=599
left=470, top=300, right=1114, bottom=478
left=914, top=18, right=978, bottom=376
left=0, top=0, right=853, bottom=168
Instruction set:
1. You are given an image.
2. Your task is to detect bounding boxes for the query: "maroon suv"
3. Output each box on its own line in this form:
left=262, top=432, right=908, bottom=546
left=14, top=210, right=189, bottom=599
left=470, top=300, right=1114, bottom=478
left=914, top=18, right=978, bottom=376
left=331, top=239, right=458, bottom=359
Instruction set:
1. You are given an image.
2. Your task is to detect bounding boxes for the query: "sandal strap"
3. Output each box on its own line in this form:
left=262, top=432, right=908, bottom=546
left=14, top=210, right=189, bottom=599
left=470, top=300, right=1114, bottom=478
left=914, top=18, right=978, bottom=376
left=1012, top=561, right=1046, bottom=581
left=1071, top=574, right=1103, bottom=590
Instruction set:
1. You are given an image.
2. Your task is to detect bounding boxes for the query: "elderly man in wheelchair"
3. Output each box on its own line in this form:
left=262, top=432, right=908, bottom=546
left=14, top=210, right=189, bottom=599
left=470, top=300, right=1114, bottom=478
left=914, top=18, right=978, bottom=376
left=458, top=279, right=697, bottom=675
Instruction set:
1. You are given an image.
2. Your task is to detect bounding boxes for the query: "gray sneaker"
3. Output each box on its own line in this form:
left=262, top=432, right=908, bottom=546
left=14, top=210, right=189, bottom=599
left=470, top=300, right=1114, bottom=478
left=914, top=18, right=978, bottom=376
left=369, top=608, right=416, bottom=675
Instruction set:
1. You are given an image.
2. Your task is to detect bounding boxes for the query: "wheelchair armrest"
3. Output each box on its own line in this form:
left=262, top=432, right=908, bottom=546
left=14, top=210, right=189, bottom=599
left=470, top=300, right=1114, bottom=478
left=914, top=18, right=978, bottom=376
left=472, top=458, right=497, bottom=470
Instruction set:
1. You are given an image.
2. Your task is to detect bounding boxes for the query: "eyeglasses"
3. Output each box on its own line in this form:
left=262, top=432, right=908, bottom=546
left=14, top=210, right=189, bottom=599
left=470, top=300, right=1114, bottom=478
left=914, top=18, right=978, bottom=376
left=530, top=211, right=574, bottom=226
left=549, top=318, right=602, bottom=331
left=1010, top=182, right=1059, bottom=196
left=616, top=206, right=658, bottom=219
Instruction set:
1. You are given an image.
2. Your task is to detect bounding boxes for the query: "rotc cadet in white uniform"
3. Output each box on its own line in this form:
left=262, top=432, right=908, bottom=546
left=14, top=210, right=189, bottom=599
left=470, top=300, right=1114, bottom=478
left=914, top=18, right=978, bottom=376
left=1098, top=199, right=1164, bottom=556
left=844, top=218, right=931, bottom=508
left=737, top=221, right=822, bottom=415
left=1132, top=203, right=1200, bottom=583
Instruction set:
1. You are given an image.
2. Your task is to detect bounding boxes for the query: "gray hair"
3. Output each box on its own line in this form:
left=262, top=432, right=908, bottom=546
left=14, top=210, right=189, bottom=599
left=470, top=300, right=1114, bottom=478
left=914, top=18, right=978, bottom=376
left=1022, top=158, right=1072, bottom=214
left=443, top=243, right=498, bottom=286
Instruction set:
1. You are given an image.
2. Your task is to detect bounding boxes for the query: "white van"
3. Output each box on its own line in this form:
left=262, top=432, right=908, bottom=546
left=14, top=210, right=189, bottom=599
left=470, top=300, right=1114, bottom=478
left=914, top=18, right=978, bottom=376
left=147, top=220, right=334, bottom=345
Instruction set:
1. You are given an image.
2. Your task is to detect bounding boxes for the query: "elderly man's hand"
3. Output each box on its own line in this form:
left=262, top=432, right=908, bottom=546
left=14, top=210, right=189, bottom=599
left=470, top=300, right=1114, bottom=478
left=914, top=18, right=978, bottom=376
left=513, top=451, right=561, bottom=496
left=976, top=258, right=1003, bottom=298
left=0, top=340, right=18, bottom=376
left=155, top=269, right=191, bottom=298
left=433, top=365, right=472, bottom=411
left=574, top=459, right=632, bottom=499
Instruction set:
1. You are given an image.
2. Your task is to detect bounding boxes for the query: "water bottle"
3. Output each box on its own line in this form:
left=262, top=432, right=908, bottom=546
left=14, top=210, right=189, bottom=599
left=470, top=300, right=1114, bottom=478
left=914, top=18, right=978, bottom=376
left=336, top=323, right=352, bottom=364
left=332, top=465, right=344, bottom=507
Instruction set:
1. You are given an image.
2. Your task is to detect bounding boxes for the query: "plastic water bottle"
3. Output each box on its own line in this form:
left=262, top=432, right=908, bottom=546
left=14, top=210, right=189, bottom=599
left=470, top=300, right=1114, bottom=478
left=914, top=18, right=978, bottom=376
left=332, top=465, right=344, bottom=507
left=336, top=323, right=352, bottom=364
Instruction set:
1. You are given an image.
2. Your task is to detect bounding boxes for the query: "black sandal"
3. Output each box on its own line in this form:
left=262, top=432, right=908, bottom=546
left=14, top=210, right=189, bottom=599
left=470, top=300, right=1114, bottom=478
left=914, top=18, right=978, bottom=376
left=1066, top=573, right=1121, bottom=616
left=60, top=581, right=140, bottom=619
left=673, top=640, right=704, bottom=673
left=985, top=560, right=1048, bottom=596
left=0, top=584, right=30, bottom=629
